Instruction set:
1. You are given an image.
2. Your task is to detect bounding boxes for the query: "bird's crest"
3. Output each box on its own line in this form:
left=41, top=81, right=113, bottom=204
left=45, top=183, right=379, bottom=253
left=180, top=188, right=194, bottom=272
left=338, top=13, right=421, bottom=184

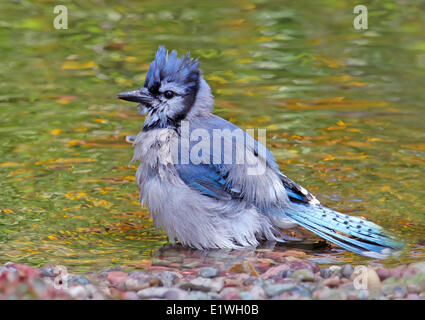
left=144, top=46, right=200, bottom=95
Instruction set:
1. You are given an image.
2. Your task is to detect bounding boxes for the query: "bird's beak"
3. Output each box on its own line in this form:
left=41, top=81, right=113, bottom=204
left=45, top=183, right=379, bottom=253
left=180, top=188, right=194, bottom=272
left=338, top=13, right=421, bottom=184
left=117, top=88, right=153, bottom=104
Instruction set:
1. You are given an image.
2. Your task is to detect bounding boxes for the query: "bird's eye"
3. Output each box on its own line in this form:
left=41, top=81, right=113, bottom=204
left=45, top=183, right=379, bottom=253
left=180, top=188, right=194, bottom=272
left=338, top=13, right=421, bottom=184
left=163, top=90, right=175, bottom=99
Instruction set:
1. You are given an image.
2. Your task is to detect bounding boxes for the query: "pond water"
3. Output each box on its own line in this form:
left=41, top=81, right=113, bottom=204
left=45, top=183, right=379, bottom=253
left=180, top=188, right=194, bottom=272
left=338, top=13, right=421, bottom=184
left=0, top=0, right=424, bottom=272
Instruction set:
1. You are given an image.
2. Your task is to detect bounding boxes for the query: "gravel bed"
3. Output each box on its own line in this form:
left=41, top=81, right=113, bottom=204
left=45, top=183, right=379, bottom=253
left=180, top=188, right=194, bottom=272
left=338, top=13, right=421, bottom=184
left=2, top=252, right=425, bottom=300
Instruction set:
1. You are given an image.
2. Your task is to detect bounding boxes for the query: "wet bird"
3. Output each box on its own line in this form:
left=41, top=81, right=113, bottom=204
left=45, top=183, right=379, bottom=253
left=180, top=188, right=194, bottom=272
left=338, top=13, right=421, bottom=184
left=118, top=46, right=402, bottom=258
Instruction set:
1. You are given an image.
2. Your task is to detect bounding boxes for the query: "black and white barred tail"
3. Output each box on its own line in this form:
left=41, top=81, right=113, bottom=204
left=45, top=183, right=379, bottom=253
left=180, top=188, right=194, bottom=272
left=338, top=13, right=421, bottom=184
left=283, top=203, right=404, bottom=258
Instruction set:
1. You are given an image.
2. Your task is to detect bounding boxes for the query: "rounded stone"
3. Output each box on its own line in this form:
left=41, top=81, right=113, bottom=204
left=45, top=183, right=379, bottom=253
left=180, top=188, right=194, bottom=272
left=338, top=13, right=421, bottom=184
left=264, top=283, right=296, bottom=297
left=164, top=288, right=189, bottom=300
left=198, top=267, right=219, bottom=278
left=68, top=286, right=88, bottom=299
left=123, top=291, right=140, bottom=300
left=406, top=293, right=420, bottom=300
left=290, top=269, right=315, bottom=282
left=341, top=264, right=354, bottom=278
left=137, top=287, right=169, bottom=299
left=107, top=271, right=128, bottom=289
left=375, top=267, right=391, bottom=281
left=329, top=266, right=342, bottom=274
left=323, top=276, right=340, bottom=288
left=39, top=265, right=57, bottom=277
left=313, top=288, right=346, bottom=300
left=248, top=285, right=267, bottom=300
left=320, top=268, right=332, bottom=279
left=220, top=287, right=241, bottom=300
left=382, top=284, right=407, bottom=299
left=69, top=275, right=91, bottom=285
left=188, top=290, right=211, bottom=300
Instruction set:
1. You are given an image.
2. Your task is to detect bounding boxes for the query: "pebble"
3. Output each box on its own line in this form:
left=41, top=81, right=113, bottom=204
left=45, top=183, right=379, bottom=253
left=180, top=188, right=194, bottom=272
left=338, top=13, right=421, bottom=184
left=228, top=262, right=259, bottom=276
left=164, top=288, right=189, bottom=300
left=152, top=270, right=182, bottom=287
left=410, top=262, right=425, bottom=273
left=323, top=276, right=340, bottom=288
left=123, top=272, right=152, bottom=291
left=123, top=291, right=140, bottom=300
left=31, top=278, right=47, bottom=296
left=151, top=259, right=172, bottom=267
left=382, top=284, right=407, bottom=299
left=260, top=263, right=289, bottom=279
left=329, top=266, right=342, bottom=274
left=299, top=282, right=315, bottom=292
left=39, top=265, right=57, bottom=278
left=137, top=287, right=170, bottom=299
left=341, top=264, right=354, bottom=278
left=69, top=275, right=91, bottom=286
left=240, top=292, right=253, bottom=300
left=68, top=285, right=88, bottom=299
left=220, top=287, right=241, bottom=300
left=280, top=250, right=307, bottom=258
left=248, top=285, right=267, bottom=300
left=85, top=285, right=106, bottom=300
left=180, top=277, right=224, bottom=293
left=406, top=283, right=422, bottom=294
left=107, top=271, right=128, bottom=289
left=407, top=272, right=425, bottom=291
left=320, top=268, right=332, bottom=279
left=313, top=288, right=347, bottom=300
left=198, top=267, right=219, bottom=278
left=347, top=289, right=369, bottom=300
left=99, top=266, right=124, bottom=278
left=390, top=265, right=408, bottom=278
left=182, top=261, right=200, bottom=269
left=405, top=293, right=420, bottom=300
left=290, top=269, right=315, bottom=282
left=402, top=266, right=418, bottom=278
left=375, top=267, right=391, bottom=281
left=288, top=260, right=320, bottom=273
left=225, top=273, right=250, bottom=287
left=264, top=283, right=296, bottom=297
left=3, top=259, right=425, bottom=300
left=290, top=286, right=312, bottom=298
left=187, top=290, right=211, bottom=300
left=242, top=275, right=259, bottom=286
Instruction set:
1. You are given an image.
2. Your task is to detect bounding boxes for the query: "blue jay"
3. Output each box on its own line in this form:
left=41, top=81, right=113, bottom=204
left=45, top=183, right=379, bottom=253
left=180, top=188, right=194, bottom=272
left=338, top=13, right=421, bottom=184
left=118, top=46, right=402, bottom=258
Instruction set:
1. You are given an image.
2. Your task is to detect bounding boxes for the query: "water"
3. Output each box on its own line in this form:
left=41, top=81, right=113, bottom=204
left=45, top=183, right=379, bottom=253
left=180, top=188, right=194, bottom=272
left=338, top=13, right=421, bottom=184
left=0, top=0, right=424, bottom=272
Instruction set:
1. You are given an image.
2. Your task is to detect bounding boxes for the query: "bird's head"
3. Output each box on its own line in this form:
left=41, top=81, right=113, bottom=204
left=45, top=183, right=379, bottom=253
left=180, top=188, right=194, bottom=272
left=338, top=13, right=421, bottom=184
left=118, top=46, right=211, bottom=131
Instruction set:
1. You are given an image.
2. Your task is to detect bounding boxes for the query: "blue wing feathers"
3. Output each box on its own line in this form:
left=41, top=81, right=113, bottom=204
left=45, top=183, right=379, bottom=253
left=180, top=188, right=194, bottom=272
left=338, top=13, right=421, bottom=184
left=176, top=163, right=239, bottom=200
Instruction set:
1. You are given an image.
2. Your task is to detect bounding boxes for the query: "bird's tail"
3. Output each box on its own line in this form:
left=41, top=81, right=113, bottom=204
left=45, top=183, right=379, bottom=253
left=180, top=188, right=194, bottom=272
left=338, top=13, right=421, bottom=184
left=282, top=203, right=404, bottom=258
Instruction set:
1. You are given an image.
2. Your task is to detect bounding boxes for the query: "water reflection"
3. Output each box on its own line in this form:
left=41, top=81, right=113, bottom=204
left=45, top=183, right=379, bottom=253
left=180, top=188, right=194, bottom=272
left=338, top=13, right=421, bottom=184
left=151, top=241, right=345, bottom=271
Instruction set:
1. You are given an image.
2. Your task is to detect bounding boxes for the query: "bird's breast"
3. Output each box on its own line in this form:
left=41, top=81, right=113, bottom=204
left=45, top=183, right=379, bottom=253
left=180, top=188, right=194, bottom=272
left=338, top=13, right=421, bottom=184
left=132, top=128, right=181, bottom=187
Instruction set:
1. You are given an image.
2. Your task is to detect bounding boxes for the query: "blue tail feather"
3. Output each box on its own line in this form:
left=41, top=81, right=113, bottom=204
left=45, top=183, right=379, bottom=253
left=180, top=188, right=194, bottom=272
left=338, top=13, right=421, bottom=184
left=287, top=204, right=401, bottom=248
left=282, top=203, right=403, bottom=257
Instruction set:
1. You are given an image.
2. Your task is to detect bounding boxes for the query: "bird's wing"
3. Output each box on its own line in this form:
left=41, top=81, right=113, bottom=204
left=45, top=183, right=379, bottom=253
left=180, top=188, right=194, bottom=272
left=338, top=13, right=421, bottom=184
left=181, top=115, right=317, bottom=205
left=175, top=163, right=241, bottom=201
left=278, top=172, right=319, bottom=205
left=175, top=162, right=317, bottom=206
